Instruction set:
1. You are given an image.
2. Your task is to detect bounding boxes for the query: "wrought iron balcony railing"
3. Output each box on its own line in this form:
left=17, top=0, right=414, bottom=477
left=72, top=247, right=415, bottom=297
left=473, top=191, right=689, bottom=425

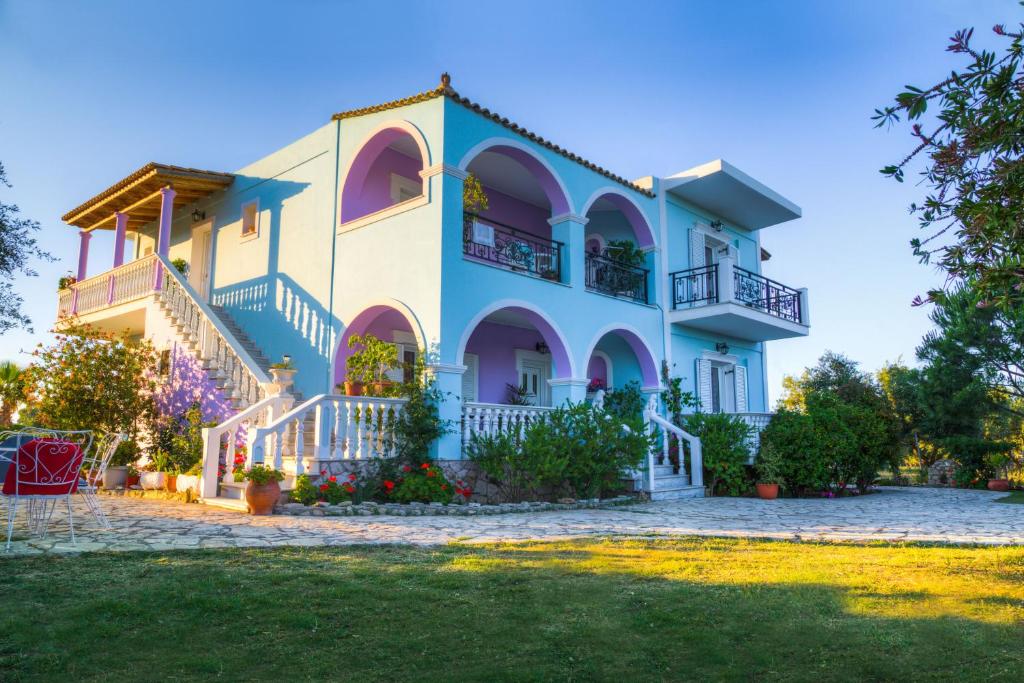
left=671, top=262, right=804, bottom=324
left=670, top=264, right=718, bottom=309
left=463, top=213, right=562, bottom=282
left=585, top=252, right=649, bottom=304
left=732, top=266, right=802, bottom=323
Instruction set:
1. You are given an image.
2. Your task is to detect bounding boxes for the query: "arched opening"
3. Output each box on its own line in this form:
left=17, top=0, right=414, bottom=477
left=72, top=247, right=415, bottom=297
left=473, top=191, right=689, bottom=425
left=340, top=126, right=426, bottom=224
left=582, top=191, right=655, bottom=304
left=584, top=328, right=658, bottom=392
left=461, top=143, right=571, bottom=281
left=459, top=305, right=572, bottom=406
left=334, top=304, right=422, bottom=390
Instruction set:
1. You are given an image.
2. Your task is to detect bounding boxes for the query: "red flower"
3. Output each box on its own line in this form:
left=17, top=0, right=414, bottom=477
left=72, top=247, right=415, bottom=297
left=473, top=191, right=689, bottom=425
left=343, top=484, right=354, bottom=493
left=328, top=475, right=337, bottom=482
left=441, top=484, right=448, bottom=490
left=383, top=480, right=395, bottom=492
left=402, top=465, right=411, bottom=473
left=319, top=484, right=329, bottom=492
left=420, top=463, right=430, bottom=470
left=348, top=473, right=357, bottom=482
left=426, top=470, right=435, bottom=478
left=321, top=470, right=327, bottom=476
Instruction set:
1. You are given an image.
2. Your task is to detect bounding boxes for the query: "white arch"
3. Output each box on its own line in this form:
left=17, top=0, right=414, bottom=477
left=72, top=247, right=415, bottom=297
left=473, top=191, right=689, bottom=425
left=454, top=297, right=577, bottom=378
left=456, top=136, right=576, bottom=215
left=330, top=296, right=429, bottom=383
left=579, top=185, right=657, bottom=249
left=581, top=322, right=661, bottom=387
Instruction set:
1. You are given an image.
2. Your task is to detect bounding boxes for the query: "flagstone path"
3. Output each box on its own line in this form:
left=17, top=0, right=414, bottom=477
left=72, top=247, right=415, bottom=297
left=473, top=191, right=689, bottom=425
left=2, top=486, right=1021, bottom=556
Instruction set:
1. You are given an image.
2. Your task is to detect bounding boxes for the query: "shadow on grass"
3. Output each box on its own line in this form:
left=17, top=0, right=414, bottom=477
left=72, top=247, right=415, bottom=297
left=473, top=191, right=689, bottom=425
left=996, top=491, right=1024, bottom=504
left=0, top=538, right=1022, bottom=682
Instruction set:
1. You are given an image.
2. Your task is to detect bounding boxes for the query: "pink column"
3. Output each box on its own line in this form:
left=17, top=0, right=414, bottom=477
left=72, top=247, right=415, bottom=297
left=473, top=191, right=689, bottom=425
left=76, top=231, right=92, bottom=280
left=112, top=212, right=128, bottom=267
left=153, top=186, right=176, bottom=290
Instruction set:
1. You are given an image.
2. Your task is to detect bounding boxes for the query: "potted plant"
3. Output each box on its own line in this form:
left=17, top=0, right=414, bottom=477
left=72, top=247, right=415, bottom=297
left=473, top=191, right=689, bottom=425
left=346, top=334, right=399, bottom=397
left=102, top=439, right=140, bottom=490
left=540, top=267, right=559, bottom=282
left=755, top=443, right=783, bottom=500
left=986, top=451, right=1014, bottom=492
left=236, top=464, right=285, bottom=515
left=124, top=464, right=140, bottom=489
left=605, top=240, right=645, bottom=267
left=176, top=463, right=202, bottom=495
left=463, top=172, right=490, bottom=217
left=269, top=355, right=297, bottom=393
left=58, top=273, right=77, bottom=290
left=171, top=258, right=189, bottom=275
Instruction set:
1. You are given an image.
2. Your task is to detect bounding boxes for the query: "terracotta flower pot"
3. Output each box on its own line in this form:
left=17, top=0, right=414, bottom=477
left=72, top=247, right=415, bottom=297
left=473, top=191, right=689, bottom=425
left=125, top=474, right=140, bottom=488
left=344, top=381, right=364, bottom=396
left=756, top=483, right=779, bottom=500
left=370, top=380, right=393, bottom=397
left=165, top=474, right=177, bottom=493
left=245, top=480, right=281, bottom=515
left=987, top=478, right=1010, bottom=492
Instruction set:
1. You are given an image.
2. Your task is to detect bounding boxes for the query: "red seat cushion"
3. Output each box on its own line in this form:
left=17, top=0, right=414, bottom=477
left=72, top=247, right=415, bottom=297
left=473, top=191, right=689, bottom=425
left=1, top=438, right=84, bottom=497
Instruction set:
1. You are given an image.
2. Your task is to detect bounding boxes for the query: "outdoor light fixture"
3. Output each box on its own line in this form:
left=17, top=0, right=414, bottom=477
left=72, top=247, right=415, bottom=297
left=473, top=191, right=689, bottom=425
left=282, top=354, right=291, bottom=365
left=710, top=219, right=724, bottom=232
left=192, top=208, right=206, bottom=222
left=715, top=342, right=730, bottom=355
left=535, top=341, right=550, bottom=355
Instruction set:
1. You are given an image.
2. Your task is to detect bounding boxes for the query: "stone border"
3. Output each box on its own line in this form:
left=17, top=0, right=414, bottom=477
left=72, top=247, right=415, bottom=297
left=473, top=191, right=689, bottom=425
left=276, top=496, right=638, bottom=517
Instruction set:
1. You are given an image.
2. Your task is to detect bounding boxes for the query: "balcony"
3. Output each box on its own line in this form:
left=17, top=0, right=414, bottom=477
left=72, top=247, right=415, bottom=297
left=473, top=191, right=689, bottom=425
left=56, top=255, right=160, bottom=333
left=669, top=257, right=808, bottom=341
left=462, top=213, right=563, bottom=282
left=585, top=252, right=649, bottom=304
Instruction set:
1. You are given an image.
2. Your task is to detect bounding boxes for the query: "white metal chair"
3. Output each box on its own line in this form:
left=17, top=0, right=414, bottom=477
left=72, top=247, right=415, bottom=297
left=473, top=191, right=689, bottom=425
left=77, top=432, right=126, bottom=529
left=3, top=437, right=86, bottom=551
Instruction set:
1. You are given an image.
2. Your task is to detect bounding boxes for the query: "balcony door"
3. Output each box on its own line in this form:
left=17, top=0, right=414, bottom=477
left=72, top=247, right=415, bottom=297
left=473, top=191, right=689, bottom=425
left=515, top=349, right=551, bottom=406
left=189, top=220, right=214, bottom=302
left=696, top=356, right=748, bottom=413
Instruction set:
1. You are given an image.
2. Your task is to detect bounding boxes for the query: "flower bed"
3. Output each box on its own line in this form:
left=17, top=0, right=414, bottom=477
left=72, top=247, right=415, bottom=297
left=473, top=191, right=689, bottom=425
left=275, top=496, right=636, bottom=517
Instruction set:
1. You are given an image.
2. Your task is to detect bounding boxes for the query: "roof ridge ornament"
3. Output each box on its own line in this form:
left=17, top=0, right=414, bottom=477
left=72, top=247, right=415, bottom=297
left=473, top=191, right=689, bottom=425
left=440, top=72, right=451, bottom=90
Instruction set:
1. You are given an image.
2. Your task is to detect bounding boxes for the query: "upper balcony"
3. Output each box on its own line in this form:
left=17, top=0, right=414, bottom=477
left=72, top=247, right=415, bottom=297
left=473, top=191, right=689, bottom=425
left=668, top=256, right=809, bottom=341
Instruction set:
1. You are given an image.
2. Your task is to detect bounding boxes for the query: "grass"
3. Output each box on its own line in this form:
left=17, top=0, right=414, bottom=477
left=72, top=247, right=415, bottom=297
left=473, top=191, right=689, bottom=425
left=1, top=538, right=1022, bottom=682
left=997, top=490, right=1024, bottom=504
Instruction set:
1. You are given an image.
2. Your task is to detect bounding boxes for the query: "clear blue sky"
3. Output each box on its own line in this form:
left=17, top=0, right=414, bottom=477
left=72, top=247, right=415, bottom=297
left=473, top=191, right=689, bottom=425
left=0, top=0, right=1013, bottom=403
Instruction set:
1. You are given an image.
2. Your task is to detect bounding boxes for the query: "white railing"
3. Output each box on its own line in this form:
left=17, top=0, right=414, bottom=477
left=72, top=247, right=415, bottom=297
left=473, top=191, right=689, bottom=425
left=644, top=409, right=703, bottom=491
left=734, top=412, right=773, bottom=463
left=199, top=394, right=294, bottom=498
left=250, top=394, right=408, bottom=477
left=462, top=402, right=554, bottom=443
left=157, top=255, right=271, bottom=407
left=57, top=254, right=159, bottom=317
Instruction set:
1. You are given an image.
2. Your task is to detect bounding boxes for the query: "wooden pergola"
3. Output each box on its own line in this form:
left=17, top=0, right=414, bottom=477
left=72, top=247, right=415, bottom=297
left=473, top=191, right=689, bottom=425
left=62, top=162, right=234, bottom=232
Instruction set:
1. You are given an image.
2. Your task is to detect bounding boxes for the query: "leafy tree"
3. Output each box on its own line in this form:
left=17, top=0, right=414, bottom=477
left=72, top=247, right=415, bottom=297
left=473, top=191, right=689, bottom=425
left=874, top=19, right=1024, bottom=308
left=877, top=361, right=928, bottom=463
left=21, top=324, right=158, bottom=443
left=0, top=162, right=54, bottom=333
left=0, top=361, right=24, bottom=426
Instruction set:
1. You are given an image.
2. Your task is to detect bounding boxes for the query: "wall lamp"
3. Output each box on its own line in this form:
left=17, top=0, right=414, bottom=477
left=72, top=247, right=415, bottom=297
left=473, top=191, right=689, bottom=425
left=535, top=341, right=550, bottom=355
left=715, top=342, right=730, bottom=355
left=192, top=208, right=206, bottom=222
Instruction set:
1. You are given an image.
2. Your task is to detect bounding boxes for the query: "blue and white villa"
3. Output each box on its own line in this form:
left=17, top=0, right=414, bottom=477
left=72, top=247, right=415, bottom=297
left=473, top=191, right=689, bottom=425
left=57, top=74, right=809, bottom=506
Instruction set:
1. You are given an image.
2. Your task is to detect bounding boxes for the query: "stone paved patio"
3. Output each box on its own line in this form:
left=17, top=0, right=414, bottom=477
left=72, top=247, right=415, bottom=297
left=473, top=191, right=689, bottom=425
left=2, top=487, right=1021, bottom=556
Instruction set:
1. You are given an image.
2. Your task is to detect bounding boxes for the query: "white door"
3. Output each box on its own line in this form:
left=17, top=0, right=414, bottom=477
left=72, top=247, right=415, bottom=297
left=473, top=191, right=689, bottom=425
left=519, top=359, right=551, bottom=406
left=190, top=222, right=214, bottom=301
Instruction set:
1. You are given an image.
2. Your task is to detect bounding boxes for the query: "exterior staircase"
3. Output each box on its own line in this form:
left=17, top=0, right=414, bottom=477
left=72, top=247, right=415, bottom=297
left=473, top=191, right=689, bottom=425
left=646, top=464, right=704, bottom=500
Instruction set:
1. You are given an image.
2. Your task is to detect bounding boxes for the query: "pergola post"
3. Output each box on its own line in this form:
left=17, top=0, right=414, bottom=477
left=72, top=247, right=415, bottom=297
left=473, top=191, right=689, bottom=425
left=112, top=211, right=128, bottom=267
left=153, top=186, right=176, bottom=290
left=76, top=230, right=92, bottom=281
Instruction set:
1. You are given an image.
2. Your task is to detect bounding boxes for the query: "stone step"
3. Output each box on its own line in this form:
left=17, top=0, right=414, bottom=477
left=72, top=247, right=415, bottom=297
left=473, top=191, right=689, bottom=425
left=652, top=473, right=691, bottom=490
left=649, top=485, right=705, bottom=501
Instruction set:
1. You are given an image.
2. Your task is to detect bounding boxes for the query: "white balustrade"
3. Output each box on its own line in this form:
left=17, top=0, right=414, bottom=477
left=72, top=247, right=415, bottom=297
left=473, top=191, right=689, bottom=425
left=461, top=402, right=554, bottom=444
left=58, top=254, right=159, bottom=317
left=250, top=394, right=408, bottom=477
left=643, top=409, right=703, bottom=490
left=734, top=412, right=774, bottom=463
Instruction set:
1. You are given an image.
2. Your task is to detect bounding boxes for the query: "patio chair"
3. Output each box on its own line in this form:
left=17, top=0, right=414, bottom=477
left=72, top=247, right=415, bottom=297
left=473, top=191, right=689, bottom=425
left=3, top=438, right=85, bottom=551
left=77, top=432, right=126, bottom=529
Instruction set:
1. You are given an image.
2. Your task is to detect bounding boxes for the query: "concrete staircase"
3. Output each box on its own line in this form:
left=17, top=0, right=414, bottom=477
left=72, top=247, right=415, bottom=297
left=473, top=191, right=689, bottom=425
left=647, top=463, right=704, bottom=501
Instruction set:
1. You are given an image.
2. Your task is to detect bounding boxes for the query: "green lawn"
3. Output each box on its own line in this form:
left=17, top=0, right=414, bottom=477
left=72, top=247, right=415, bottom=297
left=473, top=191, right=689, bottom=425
left=997, top=490, right=1024, bottom=504
left=2, top=538, right=1022, bottom=681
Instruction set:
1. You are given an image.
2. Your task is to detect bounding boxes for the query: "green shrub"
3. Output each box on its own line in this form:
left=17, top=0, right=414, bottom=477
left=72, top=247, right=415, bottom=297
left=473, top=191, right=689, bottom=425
left=759, top=409, right=831, bottom=495
left=388, top=463, right=453, bottom=503
left=602, top=380, right=647, bottom=427
left=467, top=429, right=566, bottom=502
left=684, top=412, right=752, bottom=496
left=942, top=435, right=1009, bottom=487
left=290, top=474, right=319, bottom=505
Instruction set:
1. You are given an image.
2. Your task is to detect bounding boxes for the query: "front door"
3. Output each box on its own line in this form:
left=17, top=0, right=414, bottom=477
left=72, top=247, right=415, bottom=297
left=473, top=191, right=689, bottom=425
left=190, top=221, right=214, bottom=301
left=518, top=356, right=551, bottom=406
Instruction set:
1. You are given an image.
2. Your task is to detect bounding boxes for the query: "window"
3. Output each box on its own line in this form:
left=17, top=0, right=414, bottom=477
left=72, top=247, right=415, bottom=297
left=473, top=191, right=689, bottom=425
left=389, top=174, right=422, bottom=204
left=241, top=199, right=259, bottom=238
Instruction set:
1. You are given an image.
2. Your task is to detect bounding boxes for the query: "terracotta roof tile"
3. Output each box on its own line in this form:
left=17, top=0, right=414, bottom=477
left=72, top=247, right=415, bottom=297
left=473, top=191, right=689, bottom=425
left=332, top=75, right=655, bottom=198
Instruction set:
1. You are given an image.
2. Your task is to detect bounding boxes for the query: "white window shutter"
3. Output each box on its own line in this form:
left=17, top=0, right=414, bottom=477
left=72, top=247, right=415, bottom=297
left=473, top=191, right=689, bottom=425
left=695, top=359, right=712, bottom=412
left=462, top=353, right=479, bottom=402
left=734, top=365, right=748, bottom=412
left=689, top=229, right=705, bottom=269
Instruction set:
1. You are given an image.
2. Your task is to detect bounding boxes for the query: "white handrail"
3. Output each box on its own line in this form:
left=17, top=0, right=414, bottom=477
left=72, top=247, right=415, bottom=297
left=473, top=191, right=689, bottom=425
left=462, top=402, right=553, bottom=443
left=644, top=409, right=703, bottom=491
left=157, top=254, right=272, bottom=406
left=199, top=394, right=293, bottom=498
left=251, top=393, right=408, bottom=476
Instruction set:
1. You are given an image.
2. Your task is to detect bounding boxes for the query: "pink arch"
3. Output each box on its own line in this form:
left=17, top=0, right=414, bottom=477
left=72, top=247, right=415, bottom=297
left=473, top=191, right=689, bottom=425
left=464, top=144, right=571, bottom=216
left=459, top=304, right=574, bottom=379
left=340, top=126, right=426, bottom=223
left=587, top=328, right=659, bottom=387
left=334, top=305, right=417, bottom=386
left=584, top=191, right=656, bottom=249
